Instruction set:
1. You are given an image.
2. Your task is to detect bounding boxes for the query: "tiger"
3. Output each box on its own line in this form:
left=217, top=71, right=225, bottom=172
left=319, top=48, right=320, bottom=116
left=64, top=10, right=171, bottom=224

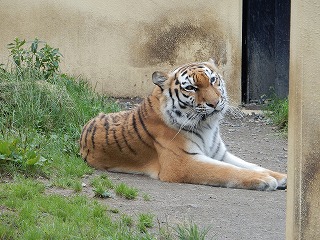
left=79, top=59, right=287, bottom=191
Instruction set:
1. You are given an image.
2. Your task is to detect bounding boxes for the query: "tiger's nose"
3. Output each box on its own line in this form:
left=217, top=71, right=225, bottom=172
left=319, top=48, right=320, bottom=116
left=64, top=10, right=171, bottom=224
left=205, top=100, right=219, bottom=108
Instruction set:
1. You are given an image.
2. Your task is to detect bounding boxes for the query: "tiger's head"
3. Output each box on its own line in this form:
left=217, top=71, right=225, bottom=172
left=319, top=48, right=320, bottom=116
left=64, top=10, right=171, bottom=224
left=152, top=59, right=228, bottom=130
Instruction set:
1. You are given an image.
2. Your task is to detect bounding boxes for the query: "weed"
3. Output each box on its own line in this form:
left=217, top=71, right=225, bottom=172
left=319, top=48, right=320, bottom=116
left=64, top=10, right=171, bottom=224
left=109, top=208, right=120, bottom=214
left=121, top=214, right=134, bottom=227
left=174, top=221, right=210, bottom=240
left=0, top=135, right=47, bottom=177
left=94, top=186, right=113, bottom=199
left=138, top=213, right=154, bottom=233
left=143, top=193, right=151, bottom=201
left=264, top=96, right=288, bottom=131
left=73, top=181, right=83, bottom=192
left=115, top=182, right=139, bottom=200
left=7, top=37, right=62, bottom=79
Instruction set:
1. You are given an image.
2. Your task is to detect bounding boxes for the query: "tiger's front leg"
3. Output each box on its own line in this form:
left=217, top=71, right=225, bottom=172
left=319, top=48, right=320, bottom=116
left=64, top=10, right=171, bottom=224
left=158, top=153, right=279, bottom=191
left=221, top=152, right=287, bottom=189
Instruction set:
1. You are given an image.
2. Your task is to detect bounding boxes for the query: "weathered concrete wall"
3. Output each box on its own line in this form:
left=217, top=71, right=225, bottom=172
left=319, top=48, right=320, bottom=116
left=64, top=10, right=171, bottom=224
left=0, top=0, right=242, bottom=103
left=286, top=0, right=320, bottom=239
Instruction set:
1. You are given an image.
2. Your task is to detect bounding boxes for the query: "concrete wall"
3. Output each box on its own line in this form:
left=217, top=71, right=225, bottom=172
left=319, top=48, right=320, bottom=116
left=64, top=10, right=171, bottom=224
left=0, top=0, right=242, bottom=103
left=286, top=0, right=320, bottom=239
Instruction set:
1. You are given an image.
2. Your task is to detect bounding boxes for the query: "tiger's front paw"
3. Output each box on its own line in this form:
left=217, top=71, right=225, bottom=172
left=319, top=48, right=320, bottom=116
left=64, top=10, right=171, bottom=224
left=240, top=174, right=278, bottom=191
left=254, top=175, right=278, bottom=191
left=264, top=171, right=287, bottom=190
left=275, top=173, right=287, bottom=190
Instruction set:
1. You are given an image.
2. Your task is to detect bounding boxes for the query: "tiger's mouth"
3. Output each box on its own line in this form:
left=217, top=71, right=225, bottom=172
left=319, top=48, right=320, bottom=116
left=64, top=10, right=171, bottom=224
left=191, top=107, right=219, bottom=122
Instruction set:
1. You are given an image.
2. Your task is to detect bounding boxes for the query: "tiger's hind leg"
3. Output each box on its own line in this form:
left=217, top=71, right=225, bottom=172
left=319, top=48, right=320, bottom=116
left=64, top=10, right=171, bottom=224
left=221, top=152, right=287, bottom=189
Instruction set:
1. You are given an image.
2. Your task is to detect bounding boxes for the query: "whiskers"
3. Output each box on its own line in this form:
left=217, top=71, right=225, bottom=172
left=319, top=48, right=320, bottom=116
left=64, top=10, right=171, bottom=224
left=226, top=105, right=245, bottom=119
left=170, top=110, right=200, bottom=141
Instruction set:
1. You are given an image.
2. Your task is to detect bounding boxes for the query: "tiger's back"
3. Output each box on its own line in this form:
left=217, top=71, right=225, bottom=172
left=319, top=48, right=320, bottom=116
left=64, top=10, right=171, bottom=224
left=79, top=89, right=175, bottom=179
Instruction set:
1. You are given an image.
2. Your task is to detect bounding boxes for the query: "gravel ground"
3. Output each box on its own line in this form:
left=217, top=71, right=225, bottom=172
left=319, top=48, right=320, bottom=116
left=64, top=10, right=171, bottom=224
left=78, top=98, right=288, bottom=240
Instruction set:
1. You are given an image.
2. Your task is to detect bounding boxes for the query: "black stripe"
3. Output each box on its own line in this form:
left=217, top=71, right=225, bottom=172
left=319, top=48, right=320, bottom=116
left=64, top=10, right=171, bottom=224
left=80, top=121, right=90, bottom=149
left=104, top=116, right=110, bottom=145
left=112, top=128, right=122, bottom=152
left=213, top=141, right=221, bottom=158
left=132, top=113, right=152, bottom=148
left=168, top=88, right=173, bottom=98
left=168, top=88, right=176, bottom=108
left=121, top=125, right=137, bottom=155
left=84, top=119, right=96, bottom=148
left=209, top=127, right=219, bottom=153
left=83, top=149, right=89, bottom=162
left=141, top=100, right=148, bottom=118
left=220, top=150, right=227, bottom=161
left=137, top=106, right=161, bottom=147
left=174, top=88, right=188, bottom=109
left=147, top=96, right=153, bottom=108
left=182, top=127, right=205, bottom=146
left=91, top=125, right=97, bottom=149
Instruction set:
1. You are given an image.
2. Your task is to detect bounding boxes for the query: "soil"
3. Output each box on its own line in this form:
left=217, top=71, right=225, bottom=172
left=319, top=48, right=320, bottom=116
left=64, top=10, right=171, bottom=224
left=56, top=98, right=288, bottom=239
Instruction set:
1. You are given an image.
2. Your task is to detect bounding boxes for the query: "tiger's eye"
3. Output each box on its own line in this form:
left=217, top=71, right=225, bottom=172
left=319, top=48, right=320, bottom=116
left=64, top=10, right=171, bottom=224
left=185, top=85, right=197, bottom=91
left=210, top=77, right=216, bottom=84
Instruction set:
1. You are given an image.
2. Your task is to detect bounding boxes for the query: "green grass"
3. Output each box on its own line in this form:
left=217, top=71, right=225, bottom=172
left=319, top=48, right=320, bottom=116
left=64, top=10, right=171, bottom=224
left=138, top=213, right=154, bottom=233
left=0, top=68, right=158, bottom=238
left=0, top=178, right=155, bottom=239
left=91, top=174, right=115, bottom=198
left=115, top=182, right=139, bottom=200
left=264, top=96, right=289, bottom=132
left=0, top=39, right=210, bottom=239
left=174, top=222, right=211, bottom=240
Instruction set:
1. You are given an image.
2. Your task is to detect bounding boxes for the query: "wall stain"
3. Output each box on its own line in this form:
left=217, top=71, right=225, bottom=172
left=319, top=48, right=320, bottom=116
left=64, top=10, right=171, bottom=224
left=300, top=128, right=320, bottom=239
left=131, top=15, right=228, bottom=67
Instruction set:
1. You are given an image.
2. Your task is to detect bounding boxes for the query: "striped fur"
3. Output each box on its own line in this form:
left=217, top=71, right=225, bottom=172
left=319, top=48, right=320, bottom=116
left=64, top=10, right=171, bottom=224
left=79, top=59, right=287, bottom=190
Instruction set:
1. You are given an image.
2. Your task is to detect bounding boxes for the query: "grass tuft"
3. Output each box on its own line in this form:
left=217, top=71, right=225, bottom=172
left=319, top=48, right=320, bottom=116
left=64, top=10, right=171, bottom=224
left=174, top=221, right=211, bottom=240
left=138, top=213, right=154, bottom=233
left=115, top=182, right=139, bottom=200
left=264, top=96, right=288, bottom=131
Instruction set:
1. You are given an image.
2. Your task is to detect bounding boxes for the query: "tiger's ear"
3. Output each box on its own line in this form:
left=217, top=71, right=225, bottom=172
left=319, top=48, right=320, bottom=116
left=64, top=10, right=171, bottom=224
left=208, top=58, right=217, bottom=67
left=208, top=58, right=220, bottom=71
left=152, top=71, right=168, bottom=89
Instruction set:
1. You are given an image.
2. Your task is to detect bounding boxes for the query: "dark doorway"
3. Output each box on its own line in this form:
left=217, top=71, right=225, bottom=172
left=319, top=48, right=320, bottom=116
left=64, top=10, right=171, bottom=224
left=242, top=0, right=290, bottom=103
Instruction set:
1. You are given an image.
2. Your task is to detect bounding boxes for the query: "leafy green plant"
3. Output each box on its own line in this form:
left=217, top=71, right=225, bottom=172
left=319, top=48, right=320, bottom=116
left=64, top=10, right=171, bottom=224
left=0, top=137, right=46, bottom=176
left=115, top=182, right=139, bottom=200
left=7, top=37, right=62, bottom=79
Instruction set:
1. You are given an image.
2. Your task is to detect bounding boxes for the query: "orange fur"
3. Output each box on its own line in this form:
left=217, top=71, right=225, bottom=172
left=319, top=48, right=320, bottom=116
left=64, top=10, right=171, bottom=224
left=79, top=60, right=287, bottom=191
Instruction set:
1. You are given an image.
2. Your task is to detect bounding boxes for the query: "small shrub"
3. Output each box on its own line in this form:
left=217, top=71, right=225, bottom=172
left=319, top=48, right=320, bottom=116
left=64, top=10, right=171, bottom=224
left=0, top=136, right=46, bottom=176
left=7, top=37, right=62, bottom=79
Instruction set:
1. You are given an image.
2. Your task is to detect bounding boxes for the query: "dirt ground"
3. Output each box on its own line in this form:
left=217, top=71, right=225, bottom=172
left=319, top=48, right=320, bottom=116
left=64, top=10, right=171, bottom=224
left=78, top=99, right=288, bottom=240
